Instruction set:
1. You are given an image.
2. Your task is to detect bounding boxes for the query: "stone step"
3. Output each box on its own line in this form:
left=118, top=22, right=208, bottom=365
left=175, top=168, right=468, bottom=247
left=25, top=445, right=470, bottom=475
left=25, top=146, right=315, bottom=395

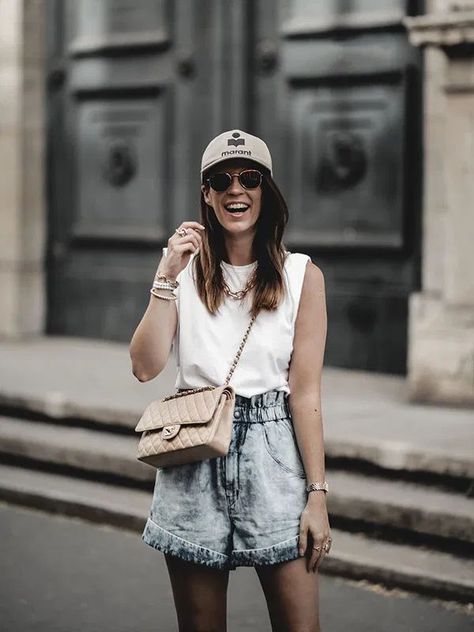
left=325, top=433, right=473, bottom=481
left=1, top=351, right=472, bottom=483
left=0, top=415, right=152, bottom=482
left=0, top=462, right=149, bottom=531
left=0, top=463, right=472, bottom=604
left=1, top=416, right=473, bottom=545
left=329, top=470, right=474, bottom=545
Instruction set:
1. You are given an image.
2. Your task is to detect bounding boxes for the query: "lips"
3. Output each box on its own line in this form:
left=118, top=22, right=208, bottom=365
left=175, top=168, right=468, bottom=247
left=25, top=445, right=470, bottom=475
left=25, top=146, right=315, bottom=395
left=224, top=202, right=250, bottom=214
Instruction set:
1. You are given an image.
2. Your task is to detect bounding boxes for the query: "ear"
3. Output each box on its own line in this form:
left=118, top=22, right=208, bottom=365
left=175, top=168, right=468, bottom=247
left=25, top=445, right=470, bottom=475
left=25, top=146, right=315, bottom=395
left=201, top=184, right=212, bottom=206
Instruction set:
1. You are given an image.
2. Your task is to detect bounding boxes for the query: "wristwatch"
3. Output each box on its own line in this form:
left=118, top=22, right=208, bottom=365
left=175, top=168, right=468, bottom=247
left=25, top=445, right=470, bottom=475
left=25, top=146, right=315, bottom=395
left=305, top=481, right=329, bottom=494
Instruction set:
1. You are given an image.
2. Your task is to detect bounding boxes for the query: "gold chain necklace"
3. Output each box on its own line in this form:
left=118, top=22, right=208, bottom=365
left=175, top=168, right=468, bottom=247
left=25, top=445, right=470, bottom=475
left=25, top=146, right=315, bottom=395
left=222, top=269, right=257, bottom=300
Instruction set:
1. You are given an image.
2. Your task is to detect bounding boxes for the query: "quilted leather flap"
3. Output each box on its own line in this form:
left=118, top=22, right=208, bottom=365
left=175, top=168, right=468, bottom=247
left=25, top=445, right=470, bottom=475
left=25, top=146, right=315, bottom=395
left=135, top=385, right=235, bottom=432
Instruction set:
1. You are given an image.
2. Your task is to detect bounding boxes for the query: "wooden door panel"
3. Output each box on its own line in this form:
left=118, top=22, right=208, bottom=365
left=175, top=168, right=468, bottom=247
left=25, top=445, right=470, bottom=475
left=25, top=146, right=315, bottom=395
left=48, top=0, right=206, bottom=341
left=73, top=97, right=168, bottom=242
left=67, top=0, right=171, bottom=54
left=47, top=0, right=422, bottom=373
left=287, top=80, right=406, bottom=250
left=283, top=0, right=411, bottom=33
left=47, top=0, right=250, bottom=341
left=253, top=0, right=422, bottom=373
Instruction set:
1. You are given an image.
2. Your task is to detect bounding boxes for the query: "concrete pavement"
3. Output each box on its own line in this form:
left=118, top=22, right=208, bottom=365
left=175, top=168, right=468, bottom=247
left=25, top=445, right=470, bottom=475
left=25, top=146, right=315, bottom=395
left=0, top=335, right=472, bottom=607
left=1, top=502, right=472, bottom=632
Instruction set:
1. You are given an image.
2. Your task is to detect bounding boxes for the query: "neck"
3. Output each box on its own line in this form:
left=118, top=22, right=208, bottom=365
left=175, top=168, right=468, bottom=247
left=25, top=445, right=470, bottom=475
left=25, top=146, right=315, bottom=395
left=223, top=242, right=255, bottom=266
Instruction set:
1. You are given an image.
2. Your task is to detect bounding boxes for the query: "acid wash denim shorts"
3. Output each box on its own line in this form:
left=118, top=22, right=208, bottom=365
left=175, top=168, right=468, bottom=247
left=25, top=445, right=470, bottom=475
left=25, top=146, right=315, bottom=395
left=141, top=389, right=308, bottom=571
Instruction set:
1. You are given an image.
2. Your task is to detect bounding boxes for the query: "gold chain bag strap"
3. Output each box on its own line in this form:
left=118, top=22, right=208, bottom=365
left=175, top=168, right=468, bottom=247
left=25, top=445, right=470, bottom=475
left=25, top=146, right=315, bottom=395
left=134, top=312, right=257, bottom=468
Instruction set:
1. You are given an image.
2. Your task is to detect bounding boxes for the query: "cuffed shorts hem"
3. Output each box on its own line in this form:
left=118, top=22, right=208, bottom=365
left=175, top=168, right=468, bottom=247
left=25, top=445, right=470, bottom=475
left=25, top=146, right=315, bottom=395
left=232, top=535, right=301, bottom=567
left=142, top=517, right=235, bottom=570
left=142, top=517, right=302, bottom=571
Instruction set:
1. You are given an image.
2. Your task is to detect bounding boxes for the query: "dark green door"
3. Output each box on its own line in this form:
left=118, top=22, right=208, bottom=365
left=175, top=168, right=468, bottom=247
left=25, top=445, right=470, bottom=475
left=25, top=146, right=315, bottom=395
left=253, top=0, right=423, bottom=373
left=47, top=0, right=422, bottom=374
left=46, top=0, right=229, bottom=341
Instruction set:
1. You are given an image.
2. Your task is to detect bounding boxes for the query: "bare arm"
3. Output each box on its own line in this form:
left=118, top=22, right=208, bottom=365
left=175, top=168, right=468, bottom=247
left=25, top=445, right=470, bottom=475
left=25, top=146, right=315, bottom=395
left=289, top=260, right=331, bottom=570
left=129, top=221, right=204, bottom=382
left=129, top=283, right=178, bottom=382
left=288, top=261, right=328, bottom=489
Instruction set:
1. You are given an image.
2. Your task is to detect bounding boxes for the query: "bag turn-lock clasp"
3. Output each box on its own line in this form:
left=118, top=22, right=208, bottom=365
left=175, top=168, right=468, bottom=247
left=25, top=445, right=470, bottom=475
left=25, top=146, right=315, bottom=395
left=162, top=425, right=180, bottom=440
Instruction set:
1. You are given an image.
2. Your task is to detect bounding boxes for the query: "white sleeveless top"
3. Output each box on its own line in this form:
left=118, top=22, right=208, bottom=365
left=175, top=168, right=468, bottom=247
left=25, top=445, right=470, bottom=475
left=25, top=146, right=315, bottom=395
left=169, top=250, right=310, bottom=397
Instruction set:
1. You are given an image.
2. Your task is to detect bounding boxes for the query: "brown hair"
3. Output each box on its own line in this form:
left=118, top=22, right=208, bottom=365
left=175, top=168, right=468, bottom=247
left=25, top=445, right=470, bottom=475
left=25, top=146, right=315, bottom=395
left=191, top=166, right=290, bottom=319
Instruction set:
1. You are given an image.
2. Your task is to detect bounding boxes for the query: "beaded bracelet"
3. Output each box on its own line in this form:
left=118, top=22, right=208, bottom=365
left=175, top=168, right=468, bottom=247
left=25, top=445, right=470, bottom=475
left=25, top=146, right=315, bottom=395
left=150, top=288, right=176, bottom=300
left=153, top=281, right=177, bottom=291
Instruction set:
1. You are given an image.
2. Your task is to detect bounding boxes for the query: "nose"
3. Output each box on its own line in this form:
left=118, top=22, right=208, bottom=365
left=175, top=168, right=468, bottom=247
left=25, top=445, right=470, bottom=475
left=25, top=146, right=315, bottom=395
left=228, top=173, right=245, bottom=194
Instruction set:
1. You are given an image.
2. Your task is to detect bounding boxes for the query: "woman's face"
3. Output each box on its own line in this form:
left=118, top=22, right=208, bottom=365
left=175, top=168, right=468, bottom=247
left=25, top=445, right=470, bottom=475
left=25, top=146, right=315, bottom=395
left=201, top=159, right=262, bottom=234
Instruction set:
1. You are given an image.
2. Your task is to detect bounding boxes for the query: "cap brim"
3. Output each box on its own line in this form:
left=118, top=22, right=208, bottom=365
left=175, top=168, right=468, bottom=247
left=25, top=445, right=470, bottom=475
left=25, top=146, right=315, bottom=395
left=201, top=157, right=272, bottom=178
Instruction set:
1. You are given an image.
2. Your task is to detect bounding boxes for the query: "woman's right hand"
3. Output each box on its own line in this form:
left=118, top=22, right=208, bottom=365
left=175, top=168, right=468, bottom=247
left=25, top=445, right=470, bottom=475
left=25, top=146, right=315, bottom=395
left=156, top=221, right=205, bottom=280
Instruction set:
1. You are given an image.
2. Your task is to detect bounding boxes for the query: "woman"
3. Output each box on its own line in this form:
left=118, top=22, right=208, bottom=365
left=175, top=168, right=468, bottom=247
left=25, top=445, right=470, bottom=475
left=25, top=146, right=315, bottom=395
left=130, top=129, right=331, bottom=632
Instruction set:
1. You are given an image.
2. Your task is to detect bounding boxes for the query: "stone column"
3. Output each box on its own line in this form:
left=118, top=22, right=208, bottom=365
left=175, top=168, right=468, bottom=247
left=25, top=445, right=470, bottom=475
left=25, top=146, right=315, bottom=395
left=0, top=0, right=46, bottom=339
left=405, top=2, right=474, bottom=406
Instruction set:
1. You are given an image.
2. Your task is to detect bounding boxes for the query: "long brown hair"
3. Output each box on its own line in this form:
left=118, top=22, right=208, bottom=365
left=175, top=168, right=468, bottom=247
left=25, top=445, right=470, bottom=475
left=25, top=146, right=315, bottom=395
left=191, top=166, right=290, bottom=319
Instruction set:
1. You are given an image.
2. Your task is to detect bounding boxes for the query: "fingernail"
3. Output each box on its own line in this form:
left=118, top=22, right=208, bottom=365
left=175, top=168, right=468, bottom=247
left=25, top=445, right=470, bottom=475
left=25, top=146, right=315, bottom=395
left=299, top=549, right=304, bottom=556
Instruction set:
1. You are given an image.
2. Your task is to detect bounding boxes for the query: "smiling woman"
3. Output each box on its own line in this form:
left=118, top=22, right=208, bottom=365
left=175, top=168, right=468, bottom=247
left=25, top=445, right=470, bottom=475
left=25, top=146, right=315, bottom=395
left=201, top=161, right=263, bottom=251
left=130, top=129, right=330, bottom=632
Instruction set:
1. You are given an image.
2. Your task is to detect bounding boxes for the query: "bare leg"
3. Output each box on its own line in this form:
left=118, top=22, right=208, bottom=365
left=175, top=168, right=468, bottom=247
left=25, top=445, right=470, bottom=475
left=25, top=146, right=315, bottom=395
left=164, top=553, right=230, bottom=632
left=256, top=557, right=321, bottom=632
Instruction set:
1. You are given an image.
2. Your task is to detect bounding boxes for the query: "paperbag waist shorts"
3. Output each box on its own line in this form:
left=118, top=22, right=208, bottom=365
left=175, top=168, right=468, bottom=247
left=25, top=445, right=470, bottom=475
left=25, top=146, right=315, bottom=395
left=141, top=389, right=308, bottom=570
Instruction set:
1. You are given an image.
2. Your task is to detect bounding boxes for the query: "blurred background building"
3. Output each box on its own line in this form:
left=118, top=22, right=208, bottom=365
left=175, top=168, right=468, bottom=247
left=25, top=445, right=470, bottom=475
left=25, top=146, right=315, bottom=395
left=1, top=4, right=473, bottom=619
left=1, top=0, right=473, bottom=406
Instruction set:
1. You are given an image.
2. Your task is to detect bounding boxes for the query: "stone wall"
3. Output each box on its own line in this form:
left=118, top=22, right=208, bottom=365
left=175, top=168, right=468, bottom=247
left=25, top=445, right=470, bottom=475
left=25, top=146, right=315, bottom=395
left=0, top=0, right=46, bottom=339
left=405, top=1, right=474, bottom=405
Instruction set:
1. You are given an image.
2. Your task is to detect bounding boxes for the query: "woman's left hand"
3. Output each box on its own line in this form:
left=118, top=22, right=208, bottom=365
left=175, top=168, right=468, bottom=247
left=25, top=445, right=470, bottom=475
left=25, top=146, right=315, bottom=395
left=298, top=492, right=332, bottom=572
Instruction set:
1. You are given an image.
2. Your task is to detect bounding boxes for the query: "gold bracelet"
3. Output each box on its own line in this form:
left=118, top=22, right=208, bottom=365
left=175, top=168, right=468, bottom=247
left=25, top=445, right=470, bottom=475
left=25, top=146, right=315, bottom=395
left=150, top=288, right=177, bottom=301
left=154, top=274, right=179, bottom=288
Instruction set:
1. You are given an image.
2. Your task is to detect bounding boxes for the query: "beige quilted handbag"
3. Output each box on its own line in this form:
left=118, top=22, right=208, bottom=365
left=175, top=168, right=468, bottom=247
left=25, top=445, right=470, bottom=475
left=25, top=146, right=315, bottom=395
left=134, top=313, right=257, bottom=468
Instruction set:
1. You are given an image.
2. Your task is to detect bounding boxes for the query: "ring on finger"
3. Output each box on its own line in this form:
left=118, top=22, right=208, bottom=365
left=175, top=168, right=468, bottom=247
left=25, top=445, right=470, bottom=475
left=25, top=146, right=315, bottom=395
left=175, top=227, right=188, bottom=236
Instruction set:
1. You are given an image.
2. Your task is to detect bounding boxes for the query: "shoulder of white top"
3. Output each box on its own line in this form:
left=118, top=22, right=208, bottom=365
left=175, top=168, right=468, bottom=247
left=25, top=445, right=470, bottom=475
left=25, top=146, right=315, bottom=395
left=287, top=251, right=311, bottom=261
left=284, top=252, right=312, bottom=273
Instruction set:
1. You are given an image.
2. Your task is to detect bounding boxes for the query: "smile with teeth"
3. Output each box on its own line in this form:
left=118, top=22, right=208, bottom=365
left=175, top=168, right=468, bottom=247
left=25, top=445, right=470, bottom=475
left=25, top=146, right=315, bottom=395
left=225, top=203, right=250, bottom=214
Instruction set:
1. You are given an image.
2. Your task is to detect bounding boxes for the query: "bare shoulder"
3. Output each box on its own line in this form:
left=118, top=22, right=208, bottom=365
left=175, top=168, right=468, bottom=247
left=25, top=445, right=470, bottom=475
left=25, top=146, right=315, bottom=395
left=299, top=260, right=326, bottom=307
left=294, top=259, right=327, bottom=332
left=289, top=259, right=327, bottom=394
left=303, top=260, right=325, bottom=291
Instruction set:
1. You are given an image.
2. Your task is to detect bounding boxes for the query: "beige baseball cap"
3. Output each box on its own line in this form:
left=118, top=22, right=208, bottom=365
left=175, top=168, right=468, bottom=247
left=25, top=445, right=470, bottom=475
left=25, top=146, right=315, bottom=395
left=200, top=129, right=273, bottom=180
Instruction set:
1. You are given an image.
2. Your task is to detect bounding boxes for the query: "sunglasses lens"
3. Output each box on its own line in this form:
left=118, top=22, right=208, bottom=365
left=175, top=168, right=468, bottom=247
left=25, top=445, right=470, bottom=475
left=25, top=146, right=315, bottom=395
left=240, top=170, right=262, bottom=188
left=207, top=169, right=262, bottom=191
left=208, top=173, right=231, bottom=191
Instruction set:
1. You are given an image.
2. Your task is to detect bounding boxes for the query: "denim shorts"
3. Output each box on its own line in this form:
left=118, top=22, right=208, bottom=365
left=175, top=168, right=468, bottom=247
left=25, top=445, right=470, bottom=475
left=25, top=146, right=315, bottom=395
left=141, top=389, right=308, bottom=571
